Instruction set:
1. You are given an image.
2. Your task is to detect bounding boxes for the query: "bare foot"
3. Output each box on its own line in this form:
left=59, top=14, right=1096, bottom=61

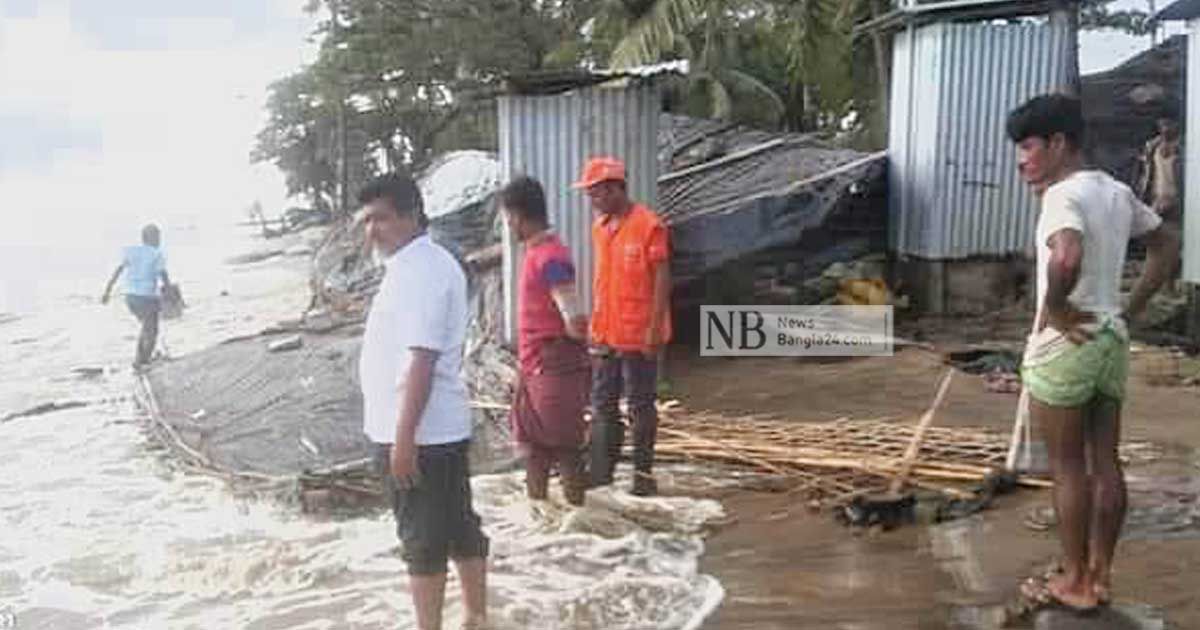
left=1046, top=574, right=1100, bottom=612
left=461, top=614, right=489, bottom=630
left=1089, top=565, right=1112, bottom=605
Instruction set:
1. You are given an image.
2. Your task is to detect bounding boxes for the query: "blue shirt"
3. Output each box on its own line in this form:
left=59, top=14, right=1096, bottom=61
left=122, top=245, right=166, bottom=297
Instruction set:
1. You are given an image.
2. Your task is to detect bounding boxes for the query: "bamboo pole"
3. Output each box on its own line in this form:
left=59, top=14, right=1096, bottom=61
left=890, top=369, right=955, bottom=494
left=658, top=426, right=791, bottom=476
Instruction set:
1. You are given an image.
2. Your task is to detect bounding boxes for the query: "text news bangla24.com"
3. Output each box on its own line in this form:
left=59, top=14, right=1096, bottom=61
left=700, top=305, right=894, bottom=357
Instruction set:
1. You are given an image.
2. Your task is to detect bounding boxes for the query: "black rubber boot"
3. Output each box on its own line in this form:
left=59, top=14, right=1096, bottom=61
left=589, top=419, right=624, bottom=488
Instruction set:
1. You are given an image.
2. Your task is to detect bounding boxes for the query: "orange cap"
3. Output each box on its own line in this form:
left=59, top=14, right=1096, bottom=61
left=571, top=156, right=626, bottom=190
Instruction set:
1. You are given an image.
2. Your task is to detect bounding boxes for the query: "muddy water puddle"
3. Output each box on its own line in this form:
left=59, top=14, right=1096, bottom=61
left=1123, top=464, right=1200, bottom=542
left=704, top=448, right=1200, bottom=629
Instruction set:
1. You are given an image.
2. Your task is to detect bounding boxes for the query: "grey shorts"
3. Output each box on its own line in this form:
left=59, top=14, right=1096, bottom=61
left=374, top=441, right=489, bottom=575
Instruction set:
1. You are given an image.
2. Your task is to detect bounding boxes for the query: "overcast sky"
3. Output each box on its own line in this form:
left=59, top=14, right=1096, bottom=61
left=1080, top=0, right=1183, bottom=73
left=0, top=0, right=316, bottom=252
left=0, top=0, right=1180, bottom=252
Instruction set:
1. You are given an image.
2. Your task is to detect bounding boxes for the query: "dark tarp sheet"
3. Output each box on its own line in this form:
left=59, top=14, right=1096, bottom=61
left=663, top=150, right=889, bottom=285
left=142, top=259, right=516, bottom=480
left=143, top=331, right=369, bottom=477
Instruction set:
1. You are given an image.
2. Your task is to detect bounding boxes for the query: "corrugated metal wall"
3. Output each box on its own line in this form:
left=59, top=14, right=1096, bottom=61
left=498, top=82, right=661, bottom=342
left=890, top=20, right=1072, bottom=258
left=1185, top=20, right=1200, bottom=283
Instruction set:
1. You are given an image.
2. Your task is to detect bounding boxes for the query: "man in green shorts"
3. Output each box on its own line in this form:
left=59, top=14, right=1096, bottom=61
left=1007, top=94, right=1180, bottom=611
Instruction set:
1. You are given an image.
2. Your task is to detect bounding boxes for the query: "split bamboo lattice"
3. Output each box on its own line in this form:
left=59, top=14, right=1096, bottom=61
left=654, top=406, right=1048, bottom=508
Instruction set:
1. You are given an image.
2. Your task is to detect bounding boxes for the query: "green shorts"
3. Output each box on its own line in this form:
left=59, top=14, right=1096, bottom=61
left=1022, top=328, right=1129, bottom=407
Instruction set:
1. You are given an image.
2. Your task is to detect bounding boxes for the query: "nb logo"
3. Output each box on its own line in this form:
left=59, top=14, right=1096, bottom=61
left=703, top=309, right=768, bottom=352
left=699, top=305, right=894, bottom=357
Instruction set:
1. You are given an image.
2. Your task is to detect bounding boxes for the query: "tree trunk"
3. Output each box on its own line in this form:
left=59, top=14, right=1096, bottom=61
left=870, top=0, right=891, bottom=149
left=1051, top=0, right=1081, bottom=96
left=1149, top=0, right=1158, bottom=47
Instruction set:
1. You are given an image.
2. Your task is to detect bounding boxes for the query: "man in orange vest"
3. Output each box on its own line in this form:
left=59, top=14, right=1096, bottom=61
left=573, top=156, right=671, bottom=496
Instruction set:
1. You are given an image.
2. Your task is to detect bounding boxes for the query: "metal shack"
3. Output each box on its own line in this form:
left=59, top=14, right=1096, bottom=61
left=1158, top=1, right=1200, bottom=288
left=865, top=0, right=1078, bottom=313
left=496, top=64, right=682, bottom=343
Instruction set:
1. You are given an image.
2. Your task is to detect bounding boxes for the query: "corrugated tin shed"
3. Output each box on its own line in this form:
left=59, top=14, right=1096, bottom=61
left=856, top=0, right=1064, bottom=35
left=498, top=69, right=671, bottom=342
left=1159, top=1, right=1200, bottom=282
left=889, top=19, right=1074, bottom=258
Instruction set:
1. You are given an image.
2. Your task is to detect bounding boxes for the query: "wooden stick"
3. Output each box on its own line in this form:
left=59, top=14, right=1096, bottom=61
left=654, top=445, right=992, bottom=480
left=655, top=439, right=1000, bottom=477
left=658, top=138, right=786, bottom=184
left=655, top=406, right=1054, bottom=492
left=672, top=449, right=1048, bottom=489
left=657, top=427, right=791, bottom=476
left=1005, top=387, right=1030, bottom=471
left=470, top=400, right=510, bottom=411
left=889, top=369, right=954, bottom=495
left=135, top=374, right=215, bottom=470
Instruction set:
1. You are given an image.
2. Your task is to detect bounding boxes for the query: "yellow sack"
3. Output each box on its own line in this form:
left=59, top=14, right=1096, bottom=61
left=837, top=278, right=890, bottom=306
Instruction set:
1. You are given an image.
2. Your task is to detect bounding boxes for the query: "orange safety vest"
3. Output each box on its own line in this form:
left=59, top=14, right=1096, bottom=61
left=590, top=203, right=672, bottom=351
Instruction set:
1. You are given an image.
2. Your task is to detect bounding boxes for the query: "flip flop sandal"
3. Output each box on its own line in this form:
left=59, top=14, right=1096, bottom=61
left=1011, top=574, right=1051, bottom=622
left=1018, top=574, right=1102, bottom=618
left=1019, top=575, right=1053, bottom=605
left=1044, top=585, right=1102, bottom=616
left=1043, top=573, right=1103, bottom=616
left=1037, top=560, right=1111, bottom=607
left=1042, top=598, right=1102, bottom=617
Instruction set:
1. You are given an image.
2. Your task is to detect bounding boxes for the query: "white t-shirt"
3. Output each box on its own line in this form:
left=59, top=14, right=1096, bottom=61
left=359, top=235, right=471, bottom=445
left=1025, top=170, right=1162, bottom=363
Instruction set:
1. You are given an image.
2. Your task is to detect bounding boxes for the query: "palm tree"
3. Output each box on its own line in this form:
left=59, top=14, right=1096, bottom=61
left=599, top=0, right=786, bottom=123
left=599, top=0, right=859, bottom=130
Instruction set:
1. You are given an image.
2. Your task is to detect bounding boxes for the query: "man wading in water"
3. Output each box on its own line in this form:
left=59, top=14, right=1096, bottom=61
left=1007, top=94, right=1179, bottom=612
left=358, top=173, right=489, bottom=630
left=576, top=156, right=672, bottom=497
left=101, top=224, right=172, bottom=369
left=502, top=176, right=590, bottom=507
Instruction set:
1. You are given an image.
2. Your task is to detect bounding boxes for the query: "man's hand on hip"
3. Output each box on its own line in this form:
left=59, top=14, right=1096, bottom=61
left=1040, top=303, right=1095, bottom=346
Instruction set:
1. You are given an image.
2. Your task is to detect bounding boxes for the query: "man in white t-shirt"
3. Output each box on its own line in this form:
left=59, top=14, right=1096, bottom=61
left=357, top=173, right=487, bottom=630
left=1007, top=94, right=1180, bottom=612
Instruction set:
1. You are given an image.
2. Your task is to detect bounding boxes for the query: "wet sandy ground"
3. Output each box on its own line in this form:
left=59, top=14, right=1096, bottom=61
left=669, top=345, right=1200, bottom=629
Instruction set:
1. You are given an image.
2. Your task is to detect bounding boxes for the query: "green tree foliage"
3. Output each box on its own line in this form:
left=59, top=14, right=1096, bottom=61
left=1080, top=0, right=1152, bottom=35
left=253, top=0, right=594, bottom=212
left=252, top=71, right=338, bottom=214
left=253, top=0, right=880, bottom=209
left=592, top=0, right=916, bottom=138
left=256, top=0, right=1153, bottom=209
